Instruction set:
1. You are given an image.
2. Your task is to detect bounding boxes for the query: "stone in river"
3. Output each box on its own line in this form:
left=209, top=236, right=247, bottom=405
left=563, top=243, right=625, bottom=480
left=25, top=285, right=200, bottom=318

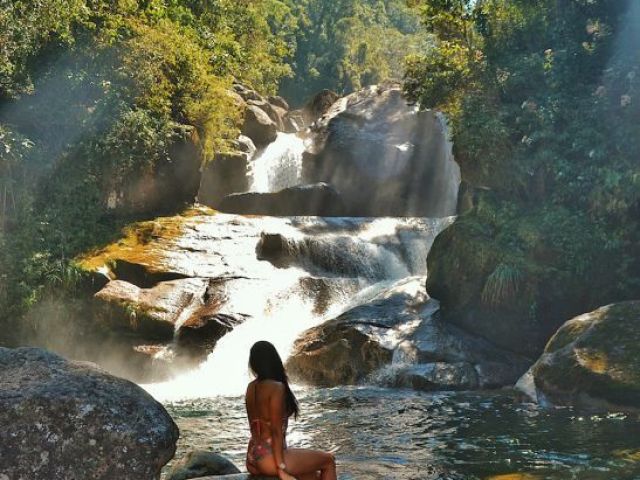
left=0, top=347, right=178, bottom=480
left=166, top=450, right=241, bottom=480
left=517, top=301, right=640, bottom=411
left=287, top=277, right=530, bottom=390
left=242, top=105, right=278, bottom=146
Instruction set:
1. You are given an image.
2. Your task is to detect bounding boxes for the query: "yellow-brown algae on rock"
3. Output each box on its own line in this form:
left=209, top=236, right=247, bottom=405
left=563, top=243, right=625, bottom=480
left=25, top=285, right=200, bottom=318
left=612, top=448, right=640, bottom=462
left=485, top=474, right=542, bottom=480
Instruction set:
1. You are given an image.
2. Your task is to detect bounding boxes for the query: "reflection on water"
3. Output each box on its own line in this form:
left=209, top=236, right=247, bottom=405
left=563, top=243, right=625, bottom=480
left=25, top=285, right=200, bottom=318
left=164, top=387, right=640, bottom=479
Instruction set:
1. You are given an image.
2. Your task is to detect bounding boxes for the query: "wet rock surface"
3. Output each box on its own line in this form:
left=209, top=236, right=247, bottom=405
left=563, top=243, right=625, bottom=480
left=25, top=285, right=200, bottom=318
left=0, top=347, right=178, bottom=480
left=94, top=277, right=210, bottom=341
left=517, top=301, right=640, bottom=411
left=166, top=450, right=241, bottom=480
left=198, top=147, right=253, bottom=208
left=287, top=277, right=530, bottom=390
left=242, top=105, right=278, bottom=146
left=77, top=209, right=446, bottom=382
left=218, top=182, right=345, bottom=216
left=199, top=84, right=459, bottom=219
left=303, top=89, right=340, bottom=125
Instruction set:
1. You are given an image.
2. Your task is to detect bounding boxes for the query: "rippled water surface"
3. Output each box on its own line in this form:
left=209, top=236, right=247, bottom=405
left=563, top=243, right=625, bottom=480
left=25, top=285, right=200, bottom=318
left=163, top=387, right=640, bottom=479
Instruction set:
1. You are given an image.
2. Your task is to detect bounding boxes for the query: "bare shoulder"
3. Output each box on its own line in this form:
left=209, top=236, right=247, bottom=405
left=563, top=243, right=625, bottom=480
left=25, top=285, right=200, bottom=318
left=262, top=379, right=285, bottom=394
left=262, top=380, right=285, bottom=395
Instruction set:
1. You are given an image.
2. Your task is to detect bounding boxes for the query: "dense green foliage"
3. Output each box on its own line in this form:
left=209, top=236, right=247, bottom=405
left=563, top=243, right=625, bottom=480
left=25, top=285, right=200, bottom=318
left=6, top=0, right=636, bottom=351
left=0, top=0, right=428, bottom=345
left=0, top=0, right=296, bottom=344
left=280, top=0, right=431, bottom=105
left=411, top=0, right=640, bottom=340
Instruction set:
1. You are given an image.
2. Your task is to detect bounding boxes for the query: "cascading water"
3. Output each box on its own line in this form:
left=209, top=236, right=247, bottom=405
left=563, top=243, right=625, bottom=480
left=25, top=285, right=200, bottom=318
left=145, top=216, right=451, bottom=401
left=248, top=132, right=308, bottom=192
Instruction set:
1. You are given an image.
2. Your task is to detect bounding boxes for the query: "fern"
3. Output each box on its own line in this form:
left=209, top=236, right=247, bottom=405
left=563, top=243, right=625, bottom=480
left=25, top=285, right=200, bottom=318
left=481, top=263, right=523, bottom=307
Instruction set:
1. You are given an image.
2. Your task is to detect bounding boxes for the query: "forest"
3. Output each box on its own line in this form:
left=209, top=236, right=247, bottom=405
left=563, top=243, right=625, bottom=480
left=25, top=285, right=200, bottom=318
left=0, top=0, right=638, bottom=349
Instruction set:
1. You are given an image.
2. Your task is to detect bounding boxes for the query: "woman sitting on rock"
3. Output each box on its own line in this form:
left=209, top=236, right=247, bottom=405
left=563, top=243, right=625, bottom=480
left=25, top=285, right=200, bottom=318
left=246, top=340, right=337, bottom=480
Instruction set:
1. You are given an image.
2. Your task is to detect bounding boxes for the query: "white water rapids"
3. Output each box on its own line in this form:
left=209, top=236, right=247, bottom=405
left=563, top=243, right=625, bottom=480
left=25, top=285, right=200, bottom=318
left=144, top=216, right=452, bottom=401
left=144, top=100, right=460, bottom=401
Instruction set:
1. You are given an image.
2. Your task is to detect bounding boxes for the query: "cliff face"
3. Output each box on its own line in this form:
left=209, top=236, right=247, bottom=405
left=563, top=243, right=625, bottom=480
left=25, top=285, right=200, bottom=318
left=306, top=85, right=460, bottom=217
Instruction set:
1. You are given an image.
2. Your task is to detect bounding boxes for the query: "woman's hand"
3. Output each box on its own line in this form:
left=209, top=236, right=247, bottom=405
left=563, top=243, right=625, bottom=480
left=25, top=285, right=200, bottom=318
left=278, top=468, right=297, bottom=480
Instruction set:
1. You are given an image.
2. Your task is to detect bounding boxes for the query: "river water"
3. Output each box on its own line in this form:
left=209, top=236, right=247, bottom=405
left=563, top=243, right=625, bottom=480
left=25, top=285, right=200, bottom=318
left=162, top=386, right=640, bottom=479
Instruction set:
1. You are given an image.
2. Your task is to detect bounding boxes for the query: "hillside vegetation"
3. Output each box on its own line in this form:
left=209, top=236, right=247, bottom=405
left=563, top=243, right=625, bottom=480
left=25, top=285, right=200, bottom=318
left=0, top=0, right=295, bottom=343
left=0, top=0, right=427, bottom=344
left=405, top=0, right=640, bottom=353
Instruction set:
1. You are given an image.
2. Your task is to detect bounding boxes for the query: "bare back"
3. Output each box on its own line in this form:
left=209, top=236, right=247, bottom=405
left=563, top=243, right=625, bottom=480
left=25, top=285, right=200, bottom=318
left=245, top=380, right=287, bottom=441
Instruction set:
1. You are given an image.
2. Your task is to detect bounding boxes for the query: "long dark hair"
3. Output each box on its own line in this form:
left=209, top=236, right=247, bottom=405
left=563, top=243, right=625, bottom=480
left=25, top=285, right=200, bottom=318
left=249, top=341, right=299, bottom=419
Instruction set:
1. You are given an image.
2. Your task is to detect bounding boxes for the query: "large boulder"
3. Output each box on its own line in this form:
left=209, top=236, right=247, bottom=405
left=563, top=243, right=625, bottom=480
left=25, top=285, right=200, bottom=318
left=425, top=213, right=554, bottom=358
left=94, top=277, right=209, bottom=341
left=175, top=311, right=247, bottom=359
left=166, top=451, right=241, bottom=480
left=92, top=276, right=251, bottom=371
left=424, top=190, right=611, bottom=359
left=517, top=302, right=640, bottom=411
left=248, top=99, right=287, bottom=132
left=269, top=95, right=290, bottom=111
left=233, top=83, right=264, bottom=103
left=218, top=182, right=345, bottom=217
left=198, top=149, right=253, bottom=208
left=0, top=347, right=178, bottom=479
left=287, top=277, right=530, bottom=390
left=242, top=105, right=278, bottom=146
left=305, top=84, right=460, bottom=217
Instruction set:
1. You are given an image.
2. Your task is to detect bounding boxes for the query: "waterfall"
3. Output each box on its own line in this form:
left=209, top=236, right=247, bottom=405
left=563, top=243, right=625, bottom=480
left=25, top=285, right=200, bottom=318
left=249, top=132, right=308, bottom=192
left=140, top=85, right=462, bottom=400
left=143, top=216, right=451, bottom=400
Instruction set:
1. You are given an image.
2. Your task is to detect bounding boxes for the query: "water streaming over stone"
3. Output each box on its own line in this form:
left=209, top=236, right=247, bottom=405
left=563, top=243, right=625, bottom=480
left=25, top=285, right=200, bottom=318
left=248, top=132, right=308, bottom=192
left=144, top=215, right=452, bottom=400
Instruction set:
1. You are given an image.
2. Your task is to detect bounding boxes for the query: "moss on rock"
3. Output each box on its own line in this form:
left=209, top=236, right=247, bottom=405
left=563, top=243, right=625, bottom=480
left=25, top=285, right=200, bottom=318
left=530, top=301, right=640, bottom=410
left=76, top=206, right=216, bottom=276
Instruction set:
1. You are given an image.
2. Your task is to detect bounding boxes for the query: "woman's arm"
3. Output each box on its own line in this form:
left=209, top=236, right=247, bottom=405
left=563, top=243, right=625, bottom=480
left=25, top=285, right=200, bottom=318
left=269, top=382, right=294, bottom=479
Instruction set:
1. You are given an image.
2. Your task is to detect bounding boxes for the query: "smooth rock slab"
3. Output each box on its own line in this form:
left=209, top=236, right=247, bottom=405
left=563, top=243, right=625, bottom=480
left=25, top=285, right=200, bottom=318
left=218, top=182, right=345, bottom=217
left=0, top=348, right=178, bottom=480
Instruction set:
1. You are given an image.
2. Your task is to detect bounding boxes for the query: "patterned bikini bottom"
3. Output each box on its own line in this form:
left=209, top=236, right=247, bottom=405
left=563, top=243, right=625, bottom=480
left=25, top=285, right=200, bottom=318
left=246, top=436, right=273, bottom=473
